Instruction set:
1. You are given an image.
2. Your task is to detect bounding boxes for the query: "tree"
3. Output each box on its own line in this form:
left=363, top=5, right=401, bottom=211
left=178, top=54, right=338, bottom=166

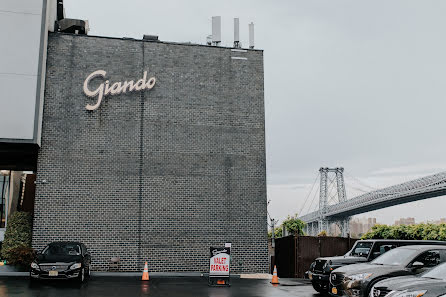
left=268, top=228, right=282, bottom=239
left=1, top=212, right=34, bottom=265
left=282, top=214, right=306, bottom=236
left=268, top=214, right=306, bottom=238
left=361, top=223, right=446, bottom=240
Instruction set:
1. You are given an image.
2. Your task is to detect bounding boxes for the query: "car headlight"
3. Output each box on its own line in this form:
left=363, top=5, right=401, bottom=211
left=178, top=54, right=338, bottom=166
left=392, top=290, right=426, bottom=297
left=70, top=263, right=82, bottom=270
left=348, top=273, right=373, bottom=281
left=30, top=262, right=39, bottom=269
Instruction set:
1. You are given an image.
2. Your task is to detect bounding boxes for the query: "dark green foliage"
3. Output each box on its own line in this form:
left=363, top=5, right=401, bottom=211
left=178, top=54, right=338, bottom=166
left=282, top=215, right=306, bottom=236
left=5, top=246, right=35, bottom=266
left=1, top=212, right=33, bottom=264
left=361, top=223, right=446, bottom=241
left=268, top=227, right=283, bottom=238
left=268, top=214, right=306, bottom=238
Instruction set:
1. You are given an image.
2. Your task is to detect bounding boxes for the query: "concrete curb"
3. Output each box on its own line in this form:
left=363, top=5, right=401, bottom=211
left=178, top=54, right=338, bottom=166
left=92, top=272, right=214, bottom=277
left=0, top=271, right=243, bottom=278
left=0, top=272, right=28, bottom=277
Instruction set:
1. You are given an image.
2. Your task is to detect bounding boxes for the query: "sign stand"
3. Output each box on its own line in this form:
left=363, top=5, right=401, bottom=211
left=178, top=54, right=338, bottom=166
left=208, top=244, right=231, bottom=287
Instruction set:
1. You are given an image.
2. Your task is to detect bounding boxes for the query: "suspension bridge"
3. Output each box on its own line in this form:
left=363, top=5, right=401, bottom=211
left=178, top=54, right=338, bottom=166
left=298, top=168, right=446, bottom=237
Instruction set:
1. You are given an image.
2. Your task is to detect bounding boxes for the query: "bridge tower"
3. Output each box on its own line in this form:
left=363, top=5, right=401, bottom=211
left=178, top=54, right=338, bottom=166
left=316, top=167, right=350, bottom=237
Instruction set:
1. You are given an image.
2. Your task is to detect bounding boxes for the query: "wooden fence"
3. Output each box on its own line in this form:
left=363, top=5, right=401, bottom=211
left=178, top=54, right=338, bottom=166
left=273, top=235, right=357, bottom=278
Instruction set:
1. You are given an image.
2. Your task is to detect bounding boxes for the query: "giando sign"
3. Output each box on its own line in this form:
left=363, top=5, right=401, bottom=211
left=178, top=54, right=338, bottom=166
left=83, top=70, right=156, bottom=111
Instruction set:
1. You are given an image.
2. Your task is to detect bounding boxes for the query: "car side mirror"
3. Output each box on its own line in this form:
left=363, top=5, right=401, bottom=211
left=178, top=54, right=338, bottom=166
left=412, top=261, right=424, bottom=270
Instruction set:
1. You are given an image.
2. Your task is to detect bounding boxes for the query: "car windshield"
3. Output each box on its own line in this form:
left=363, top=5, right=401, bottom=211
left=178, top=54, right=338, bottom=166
left=350, top=242, right=373, bottom=257
left=43, top=243, right=81, bottom=256
left=371, top=247, right=418, bottom=266
left=422, top=262, right=446, bottom=280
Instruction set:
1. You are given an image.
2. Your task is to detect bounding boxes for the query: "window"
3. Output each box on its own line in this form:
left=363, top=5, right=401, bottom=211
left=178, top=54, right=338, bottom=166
left=43, top=243, right=81, bottom=256
left=369, top=243, right=398, bottom=260
left=372, top=247, right=418, bottom=266
left=412, top=250, right=441, bottom=268
left=379, top=244, right=397, bottom=254
left=350, top=242, right=373, bottom=257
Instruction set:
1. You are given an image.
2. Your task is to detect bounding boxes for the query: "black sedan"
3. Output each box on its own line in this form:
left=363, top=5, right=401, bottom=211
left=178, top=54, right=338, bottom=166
left=371, top=262, right=446, bottom=297
left=30, top=241, right=91, bottom=283
left=329, top=245, right=446, bottom=297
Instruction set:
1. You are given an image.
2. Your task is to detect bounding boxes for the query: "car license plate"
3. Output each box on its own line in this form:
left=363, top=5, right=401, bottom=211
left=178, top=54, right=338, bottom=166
left=49, top=270, right=58, bottom=276
left=331, top=287, right=338, bottom=295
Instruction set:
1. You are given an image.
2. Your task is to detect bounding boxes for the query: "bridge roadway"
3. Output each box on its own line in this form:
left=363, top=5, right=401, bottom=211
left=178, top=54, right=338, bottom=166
left=299, top=171, right=446, bottom=223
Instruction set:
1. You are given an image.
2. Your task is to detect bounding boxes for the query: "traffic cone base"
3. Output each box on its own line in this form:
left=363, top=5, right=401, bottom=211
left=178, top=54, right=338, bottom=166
left=142, top=261, right=149, bottom=281
left=271, top=265, right=279, bottom=284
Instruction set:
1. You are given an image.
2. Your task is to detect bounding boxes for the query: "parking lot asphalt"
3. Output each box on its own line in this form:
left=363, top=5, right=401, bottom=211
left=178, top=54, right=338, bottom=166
left=0, top=276, right=320, bottom=297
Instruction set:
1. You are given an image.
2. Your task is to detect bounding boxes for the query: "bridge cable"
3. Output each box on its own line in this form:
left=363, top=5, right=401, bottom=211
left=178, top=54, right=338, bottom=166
left=307, top=175, right=337, bottom=214
left=348, top=177, right=446, bottom=196
left=345, top=183, right=370, bottom=194
left=345, top=171, right=446, bottom=196
left=325, top=176, right=338, bottom=204
left=344, top=172, right=378, bottom=191
left=300, top=171, right=446, bottom=220
left=306, top=183, right=320, bottom=215
left=298, top=172, right=320, bottom=216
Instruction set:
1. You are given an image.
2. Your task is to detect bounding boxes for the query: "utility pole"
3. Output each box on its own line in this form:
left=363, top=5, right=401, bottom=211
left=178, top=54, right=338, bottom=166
left=270, top=217, right=276, bottom=248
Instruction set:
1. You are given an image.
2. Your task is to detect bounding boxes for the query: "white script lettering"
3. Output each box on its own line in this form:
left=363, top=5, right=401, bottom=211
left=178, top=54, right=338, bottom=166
left=83, top=70, right=156, bottom=110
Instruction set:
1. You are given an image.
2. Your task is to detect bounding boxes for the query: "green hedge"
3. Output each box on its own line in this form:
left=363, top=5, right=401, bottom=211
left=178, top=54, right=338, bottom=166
left=361, top=223, right=446, bottom=240
left=1, top=212, right=33, bottom=264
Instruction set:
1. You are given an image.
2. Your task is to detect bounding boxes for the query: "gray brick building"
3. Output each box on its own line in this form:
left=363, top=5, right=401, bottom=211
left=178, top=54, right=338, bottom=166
left=32, top=32, right=267, bottom=273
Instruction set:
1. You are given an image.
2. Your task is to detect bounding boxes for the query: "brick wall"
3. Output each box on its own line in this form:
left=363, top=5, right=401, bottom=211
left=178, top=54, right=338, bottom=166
left=33, top=33, right=267, bottom=273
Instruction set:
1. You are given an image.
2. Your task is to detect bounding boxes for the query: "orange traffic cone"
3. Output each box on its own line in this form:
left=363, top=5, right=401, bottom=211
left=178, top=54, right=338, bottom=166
left=142, top=261, right=149, bottom=281
left=271, top=265, right=279, bottom=284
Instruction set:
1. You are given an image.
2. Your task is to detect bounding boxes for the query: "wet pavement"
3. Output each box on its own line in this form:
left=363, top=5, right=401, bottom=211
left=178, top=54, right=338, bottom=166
left=0, top=276, right=322, bottom=297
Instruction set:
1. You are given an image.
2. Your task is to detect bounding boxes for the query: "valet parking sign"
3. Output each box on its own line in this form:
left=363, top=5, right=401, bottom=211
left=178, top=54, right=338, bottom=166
left=209, top=247, right=230, bottom=276
left=209, top=244, right=231, bottom=286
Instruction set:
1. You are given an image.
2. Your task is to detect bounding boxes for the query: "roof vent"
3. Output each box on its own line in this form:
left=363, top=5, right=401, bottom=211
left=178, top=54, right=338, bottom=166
left=143, top=35, right=159, bottom=41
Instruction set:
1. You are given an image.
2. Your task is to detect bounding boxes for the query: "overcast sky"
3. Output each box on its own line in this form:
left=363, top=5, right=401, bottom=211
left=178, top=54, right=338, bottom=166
left=65, top=0, right=446, bottom=225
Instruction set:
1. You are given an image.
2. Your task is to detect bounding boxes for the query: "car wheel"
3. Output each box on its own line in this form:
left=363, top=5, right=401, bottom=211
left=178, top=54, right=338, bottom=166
left=366, top=278, right=387, bottom=296
left=311, top=281, right=328, bottom=293
left=77, top=267, right=85, bottom=284
left=29, top=272, right=38, bottom=285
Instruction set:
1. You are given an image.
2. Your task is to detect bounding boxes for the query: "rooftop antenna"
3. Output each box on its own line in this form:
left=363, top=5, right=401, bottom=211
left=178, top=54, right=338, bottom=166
left=212, top=16, right=221, bottom=46
left=233, top=18, right=240, bottom=48
left=249, top=22, right=254, bottom=49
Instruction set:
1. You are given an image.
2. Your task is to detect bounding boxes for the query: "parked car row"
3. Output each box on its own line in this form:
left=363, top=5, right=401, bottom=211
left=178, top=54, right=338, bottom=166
left=307, top=239, right=446, bottom=297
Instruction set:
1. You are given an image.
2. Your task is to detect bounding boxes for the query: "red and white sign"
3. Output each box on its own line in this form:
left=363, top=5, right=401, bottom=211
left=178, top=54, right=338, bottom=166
left=209, top=248, right=230, bottom=276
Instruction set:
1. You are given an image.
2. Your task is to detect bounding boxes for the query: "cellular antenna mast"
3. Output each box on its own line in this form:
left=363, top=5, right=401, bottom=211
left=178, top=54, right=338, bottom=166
left=233, top=18, right=240, bottom=48
left=212, top=16, right=221, bottom=46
